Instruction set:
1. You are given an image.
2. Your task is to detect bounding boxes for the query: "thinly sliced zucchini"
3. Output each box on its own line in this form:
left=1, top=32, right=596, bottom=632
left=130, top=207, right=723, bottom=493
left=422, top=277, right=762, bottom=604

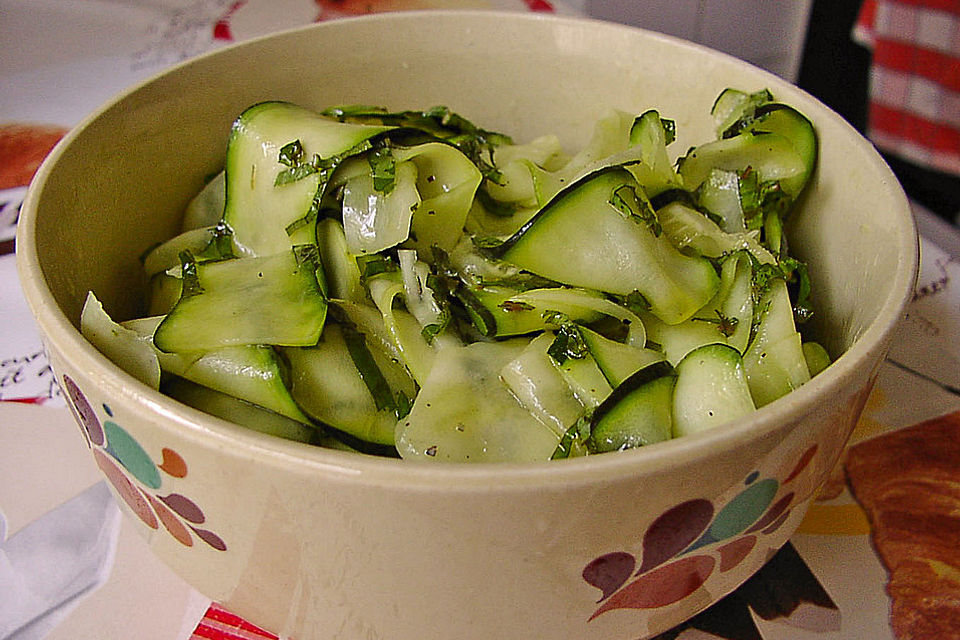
left=556, top=347, right=613, bottom=409
left=802, top=341, right=831, bottom=377
left=711, top=88, right=773, bottom=138
left=742, top=278, right=811, bottom=406
left=678, top=130, right=806, bottom=195
left=163, top=376, right=316, bottom=444
left=464, top=286, right=629, bottom=339
left=153, top=247, right=327, bottom=352
left=589, top=361, right=675, bottom=452
left=554, top=109, right=637, bottom=185
left=484, top=134, right=566, bottom=207
left=81, top=292, right=161, bottom=388
left=342, top=159, right=420, bottom=255
left=642, top=311, right=727, bottom=367
left=500, top=333, right=586, bottom=435
left=365, top=271, right=449, bottom=383
left=182, top=171, right=226, bottom=231
left=657, top=200, right=775, bottom=264
left=460, top=285, right=550, bottom=337
left=396, top=142, right=483, bottom=252
left=500, top=167, right=719, bottom=324
left=142, top=225, right=227, bottom=277
left=498, top=110, right=644, bottom=211
left=335, top=296, right=437, bottom=386
left=148, top=272, right=182, bottom=317
left=672, top=343, right=755, bottom=437
left=125, top=315, right=313, bottom=423
left=397, top=249, right=448, bottom=333
left=579, top=325, right=664, bottom=388
left=397, top=340, right=561, bottom=462
left=740, top=103, right=817, bottom=198
left=704, top=252, right=754, bottom=353
left=225, top=101, right=393, bottom=256
left=511, top=287, right=646, bottom=346
left=696, top=168, right=746, bottom=233
left=165, top=346, right=311, bottom=423
left=316, top=218, right=365, bottom=302
left=283, top=323, right=416, bottom=445
left=626, top=110, right=681, bottom=198
left=643, top=253, right=753, bottom=367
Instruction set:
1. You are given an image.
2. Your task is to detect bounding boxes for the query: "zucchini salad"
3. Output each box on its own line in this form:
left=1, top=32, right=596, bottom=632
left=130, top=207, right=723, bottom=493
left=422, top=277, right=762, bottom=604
left=83, top=88, right=831, bottom=462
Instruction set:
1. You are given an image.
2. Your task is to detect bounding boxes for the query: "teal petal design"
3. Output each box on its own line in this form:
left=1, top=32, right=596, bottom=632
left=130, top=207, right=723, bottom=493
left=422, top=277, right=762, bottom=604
left=103, top=421, right=162, bottom=490
left=687, top=477, right=779, bottom=551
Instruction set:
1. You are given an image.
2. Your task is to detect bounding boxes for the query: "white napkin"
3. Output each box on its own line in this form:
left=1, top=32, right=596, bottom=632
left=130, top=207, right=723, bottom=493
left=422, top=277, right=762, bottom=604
left=0, top=481, right=121, bottom=640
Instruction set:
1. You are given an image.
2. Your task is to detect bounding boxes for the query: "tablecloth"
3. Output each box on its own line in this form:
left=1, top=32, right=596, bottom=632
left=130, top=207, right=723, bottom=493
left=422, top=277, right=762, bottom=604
left=3, top=2, right=960, bottom=639
left=853, top=0, right=960, bottom=176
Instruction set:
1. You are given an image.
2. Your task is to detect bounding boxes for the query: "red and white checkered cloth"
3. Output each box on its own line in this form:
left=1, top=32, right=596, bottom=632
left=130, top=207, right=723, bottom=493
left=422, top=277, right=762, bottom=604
left=854, top=0, right=960, bottom=175
left=190, top=603, right=280, bottom=640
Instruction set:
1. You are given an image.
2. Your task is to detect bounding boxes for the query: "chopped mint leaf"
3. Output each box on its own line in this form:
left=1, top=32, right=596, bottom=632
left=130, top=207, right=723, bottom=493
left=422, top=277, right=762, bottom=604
left=321, top=104, right=512, bottom=187
left=278, top=139, right=304, bottom=167
left=341, top=324, right=397, bottom=414
left=694, top=310, right=740, bottom=338
left=610, top=184, right=661, bottom=236
left=551, top=415, right=592, bottom=459
left=620, top=289, right=651, bottom=315
left=395, top=390, right=413, bottom=421
left=274, top=163, right=318, bottom=186
left=178, top=251, right=203, bottom=298
left=546, top=319, right=588, bottom=364
left=661, top=117, right=677, bottom=146
left=368, top=146, right=396, bottom=194
left=356, top=254, right=396, bottom=280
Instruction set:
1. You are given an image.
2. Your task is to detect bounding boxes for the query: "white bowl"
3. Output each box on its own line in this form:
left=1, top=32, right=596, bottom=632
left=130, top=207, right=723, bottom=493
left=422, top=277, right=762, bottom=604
left=17, top=11, right=917, bottom=640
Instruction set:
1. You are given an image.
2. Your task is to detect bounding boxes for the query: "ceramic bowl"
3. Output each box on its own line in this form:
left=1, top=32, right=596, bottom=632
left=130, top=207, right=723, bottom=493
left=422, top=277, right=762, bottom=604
left=17, top=11, right=917, bottom=640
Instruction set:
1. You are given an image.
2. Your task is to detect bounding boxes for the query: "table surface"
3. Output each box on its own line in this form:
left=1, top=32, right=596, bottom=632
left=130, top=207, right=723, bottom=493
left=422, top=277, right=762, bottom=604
left=3, top=2, right=960, bottom=639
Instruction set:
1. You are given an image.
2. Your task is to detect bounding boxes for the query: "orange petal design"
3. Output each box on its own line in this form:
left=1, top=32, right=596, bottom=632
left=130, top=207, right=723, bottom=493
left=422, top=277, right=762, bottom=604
left=159, top=447, right=188, bottom=478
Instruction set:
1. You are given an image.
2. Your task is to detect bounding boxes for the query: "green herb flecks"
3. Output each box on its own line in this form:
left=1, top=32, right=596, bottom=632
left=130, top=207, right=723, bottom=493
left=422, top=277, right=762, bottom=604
left=618, top=290, right=651, bottom=315
left=341, top=324, right=398, bottom=414
left=356, top=254, right=397, bottom=281
left=694, top=310, right=740, bottom=338
left=321, top=104, right=511, bottom=185
left=610, top=184, right=661, bottom=236
left=660, top=117, right=677, bottom=145
left=196, top=221, right=235, bottom=262
left=420, top=274, right=453, bottom=344
left=275, top=140, right=317, bottom=186
left=178, top=251, right=203, bottom=298
left=279, top=138, right=376, bottom=236
left=543, top=313, right=588, bottom=365
left=781, top=256, right=813, bottom=322
left=750, top=255, right=813, bottom=322
left=368, top=146, right=397, bottom=194
left=395, top=390, right=413, bottom=421
left=551, top=415, right=592, bottom=459
left=738, top=167, right=793, bottom=237
left=454, top=286, right=497, bottom=338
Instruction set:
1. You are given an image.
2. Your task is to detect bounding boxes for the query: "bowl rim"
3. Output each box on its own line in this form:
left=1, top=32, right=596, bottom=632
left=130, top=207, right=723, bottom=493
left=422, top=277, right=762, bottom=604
left=15, top=10, right=920, bottom=490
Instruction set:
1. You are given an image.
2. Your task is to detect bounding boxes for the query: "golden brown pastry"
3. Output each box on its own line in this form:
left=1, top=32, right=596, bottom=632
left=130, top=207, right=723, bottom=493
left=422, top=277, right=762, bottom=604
left=845, top=411, right=960, bottom=640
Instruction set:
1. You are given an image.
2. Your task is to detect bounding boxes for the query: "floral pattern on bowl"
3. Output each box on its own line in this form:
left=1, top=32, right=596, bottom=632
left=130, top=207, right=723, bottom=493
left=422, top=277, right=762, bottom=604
left=582, top=443, right=819, bottom=619
left=62, top=373, right=226, bottom=551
